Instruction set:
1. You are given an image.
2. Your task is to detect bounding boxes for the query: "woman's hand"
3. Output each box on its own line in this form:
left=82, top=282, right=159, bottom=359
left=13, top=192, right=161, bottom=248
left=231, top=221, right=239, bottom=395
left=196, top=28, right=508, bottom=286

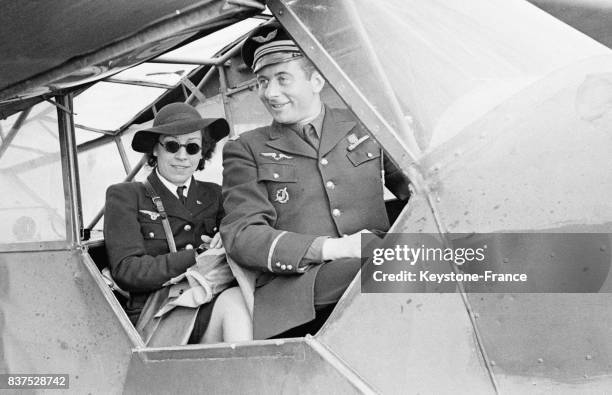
left=201, top=232, right=223, bottom=249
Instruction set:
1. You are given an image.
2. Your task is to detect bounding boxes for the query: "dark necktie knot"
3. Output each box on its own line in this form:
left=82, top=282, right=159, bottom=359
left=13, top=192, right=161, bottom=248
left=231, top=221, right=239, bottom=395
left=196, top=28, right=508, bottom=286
left=302, top=123, right=319, bottom=150
left=176, top=186, right=187, bottom=205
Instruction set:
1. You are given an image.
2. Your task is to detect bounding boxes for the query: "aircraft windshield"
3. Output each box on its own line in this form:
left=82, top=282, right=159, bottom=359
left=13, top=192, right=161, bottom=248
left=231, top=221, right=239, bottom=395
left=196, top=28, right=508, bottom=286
left=281, top=0, right=607, bottom=153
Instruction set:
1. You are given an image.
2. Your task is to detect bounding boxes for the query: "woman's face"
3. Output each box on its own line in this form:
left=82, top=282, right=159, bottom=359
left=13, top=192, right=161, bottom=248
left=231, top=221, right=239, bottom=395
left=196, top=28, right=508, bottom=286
left=153, top=130, right=203, bottom=185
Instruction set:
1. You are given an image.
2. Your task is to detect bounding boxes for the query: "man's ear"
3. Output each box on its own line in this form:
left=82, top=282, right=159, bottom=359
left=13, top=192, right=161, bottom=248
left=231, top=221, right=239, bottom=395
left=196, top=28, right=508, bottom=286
left=310, top=70, right=325, bottom=93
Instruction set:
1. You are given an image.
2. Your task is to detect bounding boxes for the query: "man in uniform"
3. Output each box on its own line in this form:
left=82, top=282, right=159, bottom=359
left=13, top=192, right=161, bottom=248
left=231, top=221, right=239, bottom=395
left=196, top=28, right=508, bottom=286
left=221, top=22, right=410, bottom=339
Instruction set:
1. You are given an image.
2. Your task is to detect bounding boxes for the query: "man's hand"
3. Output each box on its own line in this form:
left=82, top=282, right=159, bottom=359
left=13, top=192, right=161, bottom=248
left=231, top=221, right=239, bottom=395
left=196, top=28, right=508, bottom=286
left=321, top=229, right=371, bottom=261
left=200, top=232, right=223, bottom=250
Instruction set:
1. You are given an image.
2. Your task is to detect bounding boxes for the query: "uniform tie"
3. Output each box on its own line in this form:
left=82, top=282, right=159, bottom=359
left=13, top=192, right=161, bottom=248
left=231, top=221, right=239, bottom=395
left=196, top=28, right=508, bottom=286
left=176, top=186, right=187, bottom=205
left=302, top=123, right=319, bottom=150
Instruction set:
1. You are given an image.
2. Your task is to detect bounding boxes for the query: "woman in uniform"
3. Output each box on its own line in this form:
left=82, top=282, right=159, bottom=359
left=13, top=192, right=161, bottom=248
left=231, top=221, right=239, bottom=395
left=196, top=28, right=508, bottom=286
left=104, top=102, right=252, bottom=344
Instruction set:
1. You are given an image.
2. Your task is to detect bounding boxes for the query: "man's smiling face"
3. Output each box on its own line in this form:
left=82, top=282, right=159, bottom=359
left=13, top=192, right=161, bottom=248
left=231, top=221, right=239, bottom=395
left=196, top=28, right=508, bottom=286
left=256, top=59, right=324, bottom=125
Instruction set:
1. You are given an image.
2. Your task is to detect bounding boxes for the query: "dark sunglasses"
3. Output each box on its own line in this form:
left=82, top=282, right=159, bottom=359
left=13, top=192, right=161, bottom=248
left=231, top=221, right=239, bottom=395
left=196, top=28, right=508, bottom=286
left=158, top=141, right=201, bottom=155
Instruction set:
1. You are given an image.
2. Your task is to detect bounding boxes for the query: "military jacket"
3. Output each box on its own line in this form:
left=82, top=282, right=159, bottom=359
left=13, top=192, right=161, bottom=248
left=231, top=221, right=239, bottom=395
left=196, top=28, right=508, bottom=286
left=221, top=106, right=410, bottom=338
left=104, top=171, right=223, bottom=319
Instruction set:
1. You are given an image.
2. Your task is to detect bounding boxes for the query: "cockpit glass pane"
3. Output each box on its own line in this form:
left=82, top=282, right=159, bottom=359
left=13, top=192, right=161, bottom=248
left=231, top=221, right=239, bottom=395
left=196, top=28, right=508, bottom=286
left=73, top=82, right=164, bottom=133
left=282, top=0, right=606, bottom=153
left=0, top=102, right=66, bottom=245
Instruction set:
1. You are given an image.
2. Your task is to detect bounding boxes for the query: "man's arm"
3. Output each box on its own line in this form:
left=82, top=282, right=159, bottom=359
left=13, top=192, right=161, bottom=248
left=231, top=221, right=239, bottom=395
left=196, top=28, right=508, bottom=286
left=220, top=137, right=318, bottom=274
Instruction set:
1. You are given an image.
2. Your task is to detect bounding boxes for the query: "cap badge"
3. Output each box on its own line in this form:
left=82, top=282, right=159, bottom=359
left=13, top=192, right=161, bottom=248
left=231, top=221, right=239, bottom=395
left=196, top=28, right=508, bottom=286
left=139, top=210, right=160, bottom=221
left=253, top=29, right=278, bottom=43
left=274, top=187, right=289, bottom=204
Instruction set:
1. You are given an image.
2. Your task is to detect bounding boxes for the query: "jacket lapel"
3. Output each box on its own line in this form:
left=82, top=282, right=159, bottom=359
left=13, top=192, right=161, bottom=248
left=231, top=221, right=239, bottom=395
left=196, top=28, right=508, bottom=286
left=319, top=106, right=357, bottom=157
left=147, top=172, right=193, bottom=221
left=265, top=123, right=318, bottom=159
left=185, top=179, right=214, bottom=215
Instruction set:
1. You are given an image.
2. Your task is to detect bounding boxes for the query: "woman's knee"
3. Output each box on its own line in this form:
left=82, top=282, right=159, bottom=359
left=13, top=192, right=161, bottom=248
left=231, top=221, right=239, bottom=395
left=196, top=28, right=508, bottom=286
left=216, top=286, right=248, bottom=315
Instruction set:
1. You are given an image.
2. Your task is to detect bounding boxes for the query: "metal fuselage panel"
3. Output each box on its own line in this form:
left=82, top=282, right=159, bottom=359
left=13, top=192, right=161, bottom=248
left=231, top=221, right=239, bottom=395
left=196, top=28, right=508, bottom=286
left=0, top=249, right=133, bottom=393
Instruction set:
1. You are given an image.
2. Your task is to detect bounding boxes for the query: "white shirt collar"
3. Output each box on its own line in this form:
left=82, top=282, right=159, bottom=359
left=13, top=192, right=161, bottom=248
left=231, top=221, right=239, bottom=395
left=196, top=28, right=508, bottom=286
left=156, top=168, right=192, bottom=198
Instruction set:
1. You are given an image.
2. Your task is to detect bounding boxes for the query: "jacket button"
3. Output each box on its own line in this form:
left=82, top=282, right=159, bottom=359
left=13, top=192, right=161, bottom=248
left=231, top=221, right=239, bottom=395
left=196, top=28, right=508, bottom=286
left=325, top=181, right=335, bottom=189
left=367, top=152, right=373, bottom=158
left=332, top=209, right=341, bottom=217
left=185, top=244, right=194, bottom=250
left=320, top=158, right=328, bottom=165
left=148, top=232, right=155, bottom=238
left=273, top=173, right=280, bottom=179
left=184, top=224, right=192, bottom=231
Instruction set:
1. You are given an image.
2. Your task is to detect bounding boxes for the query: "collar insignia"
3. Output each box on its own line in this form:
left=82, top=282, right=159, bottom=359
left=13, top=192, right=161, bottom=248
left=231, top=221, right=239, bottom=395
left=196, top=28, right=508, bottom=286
left=347, top=135, right=370, bottom=151
left=261, top=152, right=293, bottom=161
left=252, top=30, right=278, bottom=43
left=139, top=210, right=160, bottom=221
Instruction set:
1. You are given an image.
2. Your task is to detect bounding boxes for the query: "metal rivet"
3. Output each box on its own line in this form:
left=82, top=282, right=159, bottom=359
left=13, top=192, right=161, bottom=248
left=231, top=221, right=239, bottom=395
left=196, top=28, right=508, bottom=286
left=367, top=152, right=373, bottom=158
left=149, top=232, right=154, bottom=238
left=332, top=209, right=341, bottom=217
left=184, top=224, right=191, bottom=231
left=185, top=244, right=193, bottom=250
left=320, top=158, right=328, bottom=165
left=326, top=181, right=335, bottom=189
left=281, top=264, right=286, bottom=270
left=273, top=173, right=279, bottom=179
left=276, top=262, right=281, bottom=267
left=287, top=265, right=293, bottom=270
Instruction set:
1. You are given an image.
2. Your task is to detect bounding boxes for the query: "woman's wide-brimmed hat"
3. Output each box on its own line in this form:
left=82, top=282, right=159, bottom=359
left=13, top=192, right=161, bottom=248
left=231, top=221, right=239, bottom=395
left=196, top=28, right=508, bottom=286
left=131, top=102, right=229, bottom=153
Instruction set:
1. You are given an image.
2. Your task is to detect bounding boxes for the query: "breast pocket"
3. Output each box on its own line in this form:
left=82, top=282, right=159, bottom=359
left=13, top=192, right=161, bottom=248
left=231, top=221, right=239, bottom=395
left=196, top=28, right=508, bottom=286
left=346, top=139, right=381, bottom=167
left=257, top=163, right=297, bottom=206
left=257, top=163, right=297, bottom=183
left=140, top=220, right=167, bottom=240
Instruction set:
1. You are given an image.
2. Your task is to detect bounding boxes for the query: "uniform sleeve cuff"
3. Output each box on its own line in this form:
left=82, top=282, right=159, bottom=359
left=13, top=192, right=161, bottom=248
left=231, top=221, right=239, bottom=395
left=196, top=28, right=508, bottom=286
left=269, top=232, right=318, bottom=274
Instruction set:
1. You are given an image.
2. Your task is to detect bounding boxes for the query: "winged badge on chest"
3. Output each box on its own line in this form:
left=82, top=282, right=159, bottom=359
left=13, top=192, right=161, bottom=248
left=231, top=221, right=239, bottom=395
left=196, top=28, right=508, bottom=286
left=139, top=210, right=161, bottom=221
left=261, top=152, right=293, bottom=161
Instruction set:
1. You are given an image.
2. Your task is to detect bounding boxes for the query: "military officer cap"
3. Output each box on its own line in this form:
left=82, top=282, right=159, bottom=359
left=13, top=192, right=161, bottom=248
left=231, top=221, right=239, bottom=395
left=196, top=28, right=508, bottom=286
left=242, top=21, right=303, bottom=73
left=132, top=102, right=229, bottom=153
